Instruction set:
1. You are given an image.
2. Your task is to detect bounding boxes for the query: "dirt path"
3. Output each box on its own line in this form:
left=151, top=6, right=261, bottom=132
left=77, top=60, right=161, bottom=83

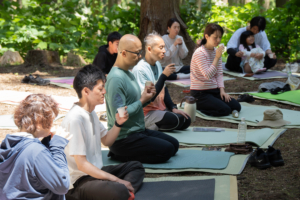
left=0, top=63, right=299, bottom=199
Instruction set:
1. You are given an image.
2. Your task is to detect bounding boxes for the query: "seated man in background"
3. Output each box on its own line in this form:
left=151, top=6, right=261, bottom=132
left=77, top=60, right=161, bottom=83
left=105, top=34, right=179, bottom=164
left=132, top=32, right=191, bottom=131
left=225, top=16, right=277, bottom=72
left=93, top=31, right=122, bottom=75
left=62, top=65, right=144, bottom=200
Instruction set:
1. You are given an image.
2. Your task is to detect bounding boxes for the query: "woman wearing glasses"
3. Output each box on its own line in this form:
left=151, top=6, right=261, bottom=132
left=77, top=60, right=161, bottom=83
left=160, top=18, right=190, bottom=80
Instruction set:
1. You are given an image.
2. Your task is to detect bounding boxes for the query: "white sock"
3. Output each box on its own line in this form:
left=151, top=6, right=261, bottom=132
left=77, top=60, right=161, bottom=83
left=177, top=73, right=190, bottom=79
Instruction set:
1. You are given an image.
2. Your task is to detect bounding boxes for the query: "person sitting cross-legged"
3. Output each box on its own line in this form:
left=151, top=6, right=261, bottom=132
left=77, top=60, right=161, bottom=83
left=132, top=32, right=191, bottom=131
left=105, top=34, right=179, bottom=164
left=0, top=94, right=71, bottom=200
left=62, top=65, right=145, bottom=200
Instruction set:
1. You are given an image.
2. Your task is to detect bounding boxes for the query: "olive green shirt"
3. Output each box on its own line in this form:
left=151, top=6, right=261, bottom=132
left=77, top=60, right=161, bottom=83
left=105, top=66, right=146, bottom=140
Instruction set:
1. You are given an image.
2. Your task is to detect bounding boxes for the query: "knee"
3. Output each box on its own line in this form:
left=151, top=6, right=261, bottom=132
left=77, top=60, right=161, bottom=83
left=162, top=141, right=178, bottom=159
left=221, top=106, right=232, bottom=116
left=178, top=115, right=191, bottom=130
left=126, top=161, right=144, bottom=171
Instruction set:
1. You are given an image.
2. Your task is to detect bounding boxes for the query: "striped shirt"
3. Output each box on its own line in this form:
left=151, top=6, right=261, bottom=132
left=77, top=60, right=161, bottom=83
left=190, top=45, right=224, bottom=90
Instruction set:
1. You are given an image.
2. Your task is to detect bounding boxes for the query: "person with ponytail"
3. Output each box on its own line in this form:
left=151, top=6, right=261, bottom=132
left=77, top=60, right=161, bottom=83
left=190, top=23, right=241, bottom=117
left=160, top=18, right=190, bottom=80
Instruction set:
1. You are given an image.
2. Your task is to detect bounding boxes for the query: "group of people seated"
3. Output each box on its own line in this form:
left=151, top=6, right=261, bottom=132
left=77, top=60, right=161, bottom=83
left=0, top=16, right=277, bottom=200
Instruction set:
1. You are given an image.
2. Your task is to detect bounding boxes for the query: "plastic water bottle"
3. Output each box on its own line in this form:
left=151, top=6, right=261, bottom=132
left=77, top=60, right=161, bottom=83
left=237, top=117, right=247, bottom=144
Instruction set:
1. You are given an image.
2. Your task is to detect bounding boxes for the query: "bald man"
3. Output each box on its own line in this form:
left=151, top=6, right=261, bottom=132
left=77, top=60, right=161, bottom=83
left=105, top=34, right=179, bottom=164
left=132, top=32, right=191, bottom=131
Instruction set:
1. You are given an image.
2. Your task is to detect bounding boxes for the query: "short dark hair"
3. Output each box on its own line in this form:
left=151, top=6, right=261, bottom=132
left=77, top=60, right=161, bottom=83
left=240, top=30, right=256, bottom=51
left=199, top=23, right=224, bottom=47
left=165, top=18, right=180, bottom=34
left=107, top=32, right=122, bottom=44
left=250, top=16, right=266, bottom=32
left=73, top=65, right=106, bottom=99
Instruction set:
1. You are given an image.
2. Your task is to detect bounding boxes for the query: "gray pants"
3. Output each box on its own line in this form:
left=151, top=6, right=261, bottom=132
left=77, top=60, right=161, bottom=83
left=65, top=161, right=145, bottom=200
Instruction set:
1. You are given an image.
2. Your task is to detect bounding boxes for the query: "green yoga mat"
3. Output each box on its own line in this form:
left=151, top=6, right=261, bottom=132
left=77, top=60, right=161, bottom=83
left=164, top=128, right=286, bottom=148
left=142, top=176, right=238, bottom=200
left=103, top=149, right=234, bottom=169
left=103, top=148, right=250, bottom=175
left=250, top=90, right=300, bottom=106
left=185, top=102, right=300, bottom=128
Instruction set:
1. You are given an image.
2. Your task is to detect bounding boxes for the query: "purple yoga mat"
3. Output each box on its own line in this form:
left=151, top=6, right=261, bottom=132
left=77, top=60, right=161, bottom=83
left=253, top=71, right=287, bottom=78
left=50, top=78, right=74, bottom=85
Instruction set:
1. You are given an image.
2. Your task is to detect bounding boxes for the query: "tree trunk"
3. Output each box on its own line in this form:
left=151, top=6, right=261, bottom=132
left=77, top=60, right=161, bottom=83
left=259, top=0, right=270, bottom=9
left=228, top=0, right=240, bottom=6
left=138, top=0, right=195, bottom=64
left=196, top=0, right=201, bottom=10
left=24, top=50, right=61, bottom=68
left=276, top=0, right=288, bottom=7
left=108, top=0, right=114, bottom=8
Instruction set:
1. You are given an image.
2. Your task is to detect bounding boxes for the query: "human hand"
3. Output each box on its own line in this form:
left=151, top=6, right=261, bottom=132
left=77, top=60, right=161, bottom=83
left=215, top=46, right=224, bottom=59
left=250, top=53, right=257, bottom=58
left=50, top=126, right=73, bottom=140
left=268, top=53, right=276, bottom=59
left=254, top=53, right=264, bottom=60
left=235, top=51, right=244, bottom=57
left=116, top=179, right=134, bottom=193
left=172, top=108, right=190, bottom=119
left=174, top=38, right=183, bottom=46
left=220, top=88, right=231, bottom=102
left=115, top=106, right=128, bottom=125
left=140, top=83, right=156, bottom=104
left=163, top=63, right=176, bottom=77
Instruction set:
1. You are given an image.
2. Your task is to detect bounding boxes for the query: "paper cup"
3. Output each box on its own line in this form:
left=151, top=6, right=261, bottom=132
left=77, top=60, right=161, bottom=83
left=145, top=81, right=152, bottom=87
left=269, top=54, right=274, bottom=59
left=117, top=107, right=126, bottom=117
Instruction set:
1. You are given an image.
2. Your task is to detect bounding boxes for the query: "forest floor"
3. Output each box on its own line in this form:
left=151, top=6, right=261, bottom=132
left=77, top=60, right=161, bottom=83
left=0, top=61, right=299, bottom=200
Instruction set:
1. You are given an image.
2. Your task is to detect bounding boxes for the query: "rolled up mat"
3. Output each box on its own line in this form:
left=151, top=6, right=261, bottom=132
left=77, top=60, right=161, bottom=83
left=164, top=128, right=286, bottom=148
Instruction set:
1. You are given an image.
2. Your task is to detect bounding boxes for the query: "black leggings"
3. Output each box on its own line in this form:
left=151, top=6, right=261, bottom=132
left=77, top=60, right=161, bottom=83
left=155, top=111, right=191, bottom=131
left=109, top=129, right=179, bottom=164
left=167, top=65, right=190, bottom=80
left=65, top=161, right=145, bottom=200
left=191, top=88, right=241, bottom=117
left=225, top=54, right=277, bottom=73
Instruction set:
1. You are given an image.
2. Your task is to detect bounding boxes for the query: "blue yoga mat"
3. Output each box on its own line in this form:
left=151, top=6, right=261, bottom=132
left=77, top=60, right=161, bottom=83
left=102, top=149, right=234, bottom=170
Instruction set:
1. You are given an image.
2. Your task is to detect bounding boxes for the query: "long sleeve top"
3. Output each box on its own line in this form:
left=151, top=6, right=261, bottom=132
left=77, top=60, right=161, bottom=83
left=227, top=27, right=271, bottom=56
left=190, top=45, right=224, bottom=90
left=160, top=34, right=189, bottom=72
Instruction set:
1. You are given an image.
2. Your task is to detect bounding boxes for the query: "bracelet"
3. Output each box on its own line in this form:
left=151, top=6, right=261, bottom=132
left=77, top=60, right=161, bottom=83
left=115, top=121, right=123, bottom=128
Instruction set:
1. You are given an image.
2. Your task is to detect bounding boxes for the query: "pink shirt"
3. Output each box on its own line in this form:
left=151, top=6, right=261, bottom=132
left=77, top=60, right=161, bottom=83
left=190, top=45, right=224, bottom=90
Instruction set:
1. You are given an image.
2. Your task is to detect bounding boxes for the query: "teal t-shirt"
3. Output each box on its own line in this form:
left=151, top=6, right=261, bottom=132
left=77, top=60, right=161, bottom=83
left=105, top=67, right=145, bottom=140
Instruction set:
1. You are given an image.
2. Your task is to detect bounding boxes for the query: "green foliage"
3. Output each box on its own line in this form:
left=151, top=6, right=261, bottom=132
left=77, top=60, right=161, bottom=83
left=0, top=0, right=140, bottom=60
left=180, top=0, right=300, bottom=61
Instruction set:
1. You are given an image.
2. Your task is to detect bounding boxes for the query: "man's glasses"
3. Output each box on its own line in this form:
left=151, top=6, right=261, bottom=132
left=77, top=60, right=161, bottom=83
left=122, top=50, right=143, bottom=56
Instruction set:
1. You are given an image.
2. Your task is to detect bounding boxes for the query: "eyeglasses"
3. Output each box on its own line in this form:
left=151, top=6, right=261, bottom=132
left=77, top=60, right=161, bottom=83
left=122, top=50, right=143, bottom=56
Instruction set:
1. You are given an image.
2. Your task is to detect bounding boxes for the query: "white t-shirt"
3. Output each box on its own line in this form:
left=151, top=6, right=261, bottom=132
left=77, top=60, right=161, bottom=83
left=227, top=27, right=271, bottom=52
left=61, top=104, right=108, bottom=188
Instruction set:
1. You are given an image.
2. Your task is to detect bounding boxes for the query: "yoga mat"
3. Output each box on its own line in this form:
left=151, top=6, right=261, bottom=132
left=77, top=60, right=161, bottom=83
left=181, top=102, right=300, bottom=128
left=141, top=176, right=238, bottom=200
left=45, top=77, right=74, bottom=89
left=136, top=179, right=215, bottom=200
left=0, top=90, right=106, bottom=112
left=165, top=76, right=235, bottom=88
left=250, top=90, right=300, bottom=106
left=0, top=114, right=65, bottom=129
left=164, top=127, right=286, bottom=148
left=103, top=149, right=234, bottom=169
left=103, top=148, right=249, bottom=175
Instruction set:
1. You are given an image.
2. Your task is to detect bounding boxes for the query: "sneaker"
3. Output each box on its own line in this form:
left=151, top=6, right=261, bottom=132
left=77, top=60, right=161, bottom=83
left=248, top=148, right=271, bottom=169
left=28, top=75, right=50, bottom=86
left=237, top=94, right=255, bottom=103
left=21, top=74, right=35, bottom=83
left=266, top=146, right=284, bottom=167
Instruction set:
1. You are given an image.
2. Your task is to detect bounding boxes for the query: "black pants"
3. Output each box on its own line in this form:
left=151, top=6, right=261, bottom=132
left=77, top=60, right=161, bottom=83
left=191, top=88, right=241, bottom=116
left=109, top=129, right=179, bottom=164
left=167, top=65, right=190, bottom=80
left=155, top=111, right=191, bottom=131
left=65, top=161, right=145, bottom=200
left=225, top=54, right=277, bottom=73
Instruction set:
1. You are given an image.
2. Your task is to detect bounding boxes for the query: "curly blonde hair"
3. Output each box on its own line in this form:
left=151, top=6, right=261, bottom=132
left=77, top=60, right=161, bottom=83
left=14, top=94, right=59, bottom=134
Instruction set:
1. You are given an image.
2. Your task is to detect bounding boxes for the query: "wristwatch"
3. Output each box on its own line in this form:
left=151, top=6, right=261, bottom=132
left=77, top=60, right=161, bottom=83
left=115, top=121, right=123, bottom=127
